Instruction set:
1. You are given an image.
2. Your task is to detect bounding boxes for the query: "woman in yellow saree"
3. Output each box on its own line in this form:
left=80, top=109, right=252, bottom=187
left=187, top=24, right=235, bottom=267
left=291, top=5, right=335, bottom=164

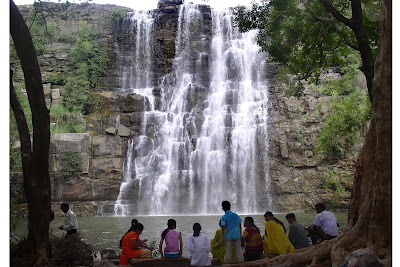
left=210, top=220, right=236, bottom=264
left=263, top=211, right=294, bottom=255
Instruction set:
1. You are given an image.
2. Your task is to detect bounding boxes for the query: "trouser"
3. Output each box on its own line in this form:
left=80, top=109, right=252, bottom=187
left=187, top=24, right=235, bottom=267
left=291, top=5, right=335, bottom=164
left=224, top=239, right=244, bottom=263
left=66, top=229, right=77, bottom=236
left=308, top=226, right=337, bottom=245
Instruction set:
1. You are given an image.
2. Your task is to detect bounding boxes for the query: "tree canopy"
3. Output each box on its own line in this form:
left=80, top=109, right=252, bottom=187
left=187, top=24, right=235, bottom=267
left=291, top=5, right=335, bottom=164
left=234, top=0, right=380, bottom=99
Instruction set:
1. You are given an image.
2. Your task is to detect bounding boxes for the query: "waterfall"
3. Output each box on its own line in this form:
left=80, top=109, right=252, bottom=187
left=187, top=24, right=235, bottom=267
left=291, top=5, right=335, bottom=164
left=113, top=10, right=156, bottom=216
left=114, top=3, right=272, bottom=215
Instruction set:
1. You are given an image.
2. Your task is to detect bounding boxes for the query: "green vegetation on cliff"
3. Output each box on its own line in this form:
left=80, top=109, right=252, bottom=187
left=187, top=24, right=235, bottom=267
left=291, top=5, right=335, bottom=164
left=62, top=150, right=83, bottom=179
left=28, top=8, right=53, bottom=55
left=49, top=25, right=109, bottom=133
left=64, top=26, right=109, bottom=113
left=111, top=7, right=127, bottom=22
left=314, top=56, right=372, bottom=157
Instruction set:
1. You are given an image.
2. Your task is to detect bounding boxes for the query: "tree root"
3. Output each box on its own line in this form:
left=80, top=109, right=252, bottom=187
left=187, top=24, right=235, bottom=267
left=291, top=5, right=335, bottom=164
left=237, top=226, right=391, bottom=267
left=32, top=248, right=48, bottom=267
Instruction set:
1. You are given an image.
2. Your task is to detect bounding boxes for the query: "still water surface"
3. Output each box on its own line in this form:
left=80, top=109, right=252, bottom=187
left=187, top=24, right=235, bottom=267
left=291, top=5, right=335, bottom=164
left=12, top=212, right=347, bottom=256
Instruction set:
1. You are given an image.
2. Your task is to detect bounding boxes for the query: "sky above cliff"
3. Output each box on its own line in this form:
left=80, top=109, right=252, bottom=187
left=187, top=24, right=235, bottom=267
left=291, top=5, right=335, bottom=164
left=13, top=0, right=258, bottom=10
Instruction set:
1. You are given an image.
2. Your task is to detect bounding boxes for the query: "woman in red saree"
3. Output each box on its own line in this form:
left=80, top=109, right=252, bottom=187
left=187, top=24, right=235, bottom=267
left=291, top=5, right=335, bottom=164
left=119, top=223, right=153, bottom=265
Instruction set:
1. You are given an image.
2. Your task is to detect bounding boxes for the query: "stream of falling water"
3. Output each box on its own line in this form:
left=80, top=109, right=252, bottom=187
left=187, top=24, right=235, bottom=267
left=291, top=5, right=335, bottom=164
left=113, top=4, right=272, bottom=216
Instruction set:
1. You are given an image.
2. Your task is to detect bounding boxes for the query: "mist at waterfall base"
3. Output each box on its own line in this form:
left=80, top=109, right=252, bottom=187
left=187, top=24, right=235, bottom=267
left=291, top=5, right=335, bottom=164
left=112, top=2, right=273, bottom=216
left=12, top=212, right=348, bottom=253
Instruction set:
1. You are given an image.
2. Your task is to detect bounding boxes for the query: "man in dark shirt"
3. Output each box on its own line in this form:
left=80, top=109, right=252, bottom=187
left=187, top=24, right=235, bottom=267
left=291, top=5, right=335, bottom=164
left=285, top=213, right=309, bottom=249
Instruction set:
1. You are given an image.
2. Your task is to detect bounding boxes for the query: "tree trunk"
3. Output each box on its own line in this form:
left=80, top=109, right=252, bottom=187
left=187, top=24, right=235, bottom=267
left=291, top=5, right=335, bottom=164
left=10, top=0, right=52, bottom=265
left=343, top=0, right=391, bottom=257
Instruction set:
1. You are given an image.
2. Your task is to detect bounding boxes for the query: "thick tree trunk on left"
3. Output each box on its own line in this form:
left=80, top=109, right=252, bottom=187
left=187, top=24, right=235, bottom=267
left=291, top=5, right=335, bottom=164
left=10, top=0, right=51, bottom=265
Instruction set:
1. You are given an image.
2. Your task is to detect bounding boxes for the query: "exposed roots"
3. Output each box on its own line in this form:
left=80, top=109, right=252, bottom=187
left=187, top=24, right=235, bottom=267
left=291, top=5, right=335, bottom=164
left=251, top=226, right=391, bottom=267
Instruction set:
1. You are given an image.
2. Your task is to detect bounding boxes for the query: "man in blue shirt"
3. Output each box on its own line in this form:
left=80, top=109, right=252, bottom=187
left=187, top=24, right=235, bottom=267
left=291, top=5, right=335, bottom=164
left=221, top=200, right=244, bottom=263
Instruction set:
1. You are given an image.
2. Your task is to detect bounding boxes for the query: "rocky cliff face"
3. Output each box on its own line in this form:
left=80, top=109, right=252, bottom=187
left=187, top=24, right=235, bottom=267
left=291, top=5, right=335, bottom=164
left=266, top=68, right=365, bottom=212
left=10, top=1, right=363, bottom=217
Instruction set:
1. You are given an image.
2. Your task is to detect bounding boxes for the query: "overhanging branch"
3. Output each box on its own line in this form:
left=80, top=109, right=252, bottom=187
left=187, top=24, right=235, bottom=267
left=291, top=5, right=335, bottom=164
left=319, top=0, right=353, bottom=28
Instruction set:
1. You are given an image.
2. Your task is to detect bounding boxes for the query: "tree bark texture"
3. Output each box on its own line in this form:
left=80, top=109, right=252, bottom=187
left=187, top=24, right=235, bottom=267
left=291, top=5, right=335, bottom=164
left=346, top=0, right=391, bottom=255
left=10, top=0, right=52, bottom=265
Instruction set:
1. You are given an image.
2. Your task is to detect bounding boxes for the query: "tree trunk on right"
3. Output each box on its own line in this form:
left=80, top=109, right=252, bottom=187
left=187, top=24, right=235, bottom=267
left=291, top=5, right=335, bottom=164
left=335, top=0, right=392, bottom=259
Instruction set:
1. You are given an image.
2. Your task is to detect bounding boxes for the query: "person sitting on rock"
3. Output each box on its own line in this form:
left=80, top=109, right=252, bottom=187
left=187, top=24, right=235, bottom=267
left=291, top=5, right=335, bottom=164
left=119, top=223, right=153, bottom=265
left=187, top=223, right=211, bottom=266
left=211, top=220, right=236, bottom=264
left=285, top=213, right=309, bottom=249
left=159, top=219, right=183, bottom=259
left=307, top=203, right=339, bottom=244
left=119, top=218, right=139, bottom=249
left=263, top=211, right=294, bottom=257
left=241, top=217, right=263, bottom=261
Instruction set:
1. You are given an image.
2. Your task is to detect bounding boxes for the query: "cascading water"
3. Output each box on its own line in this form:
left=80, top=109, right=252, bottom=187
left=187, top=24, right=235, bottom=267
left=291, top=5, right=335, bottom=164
left=113, top=10, right=156, bottom=216
left=114, top=3, right=272, bottom=216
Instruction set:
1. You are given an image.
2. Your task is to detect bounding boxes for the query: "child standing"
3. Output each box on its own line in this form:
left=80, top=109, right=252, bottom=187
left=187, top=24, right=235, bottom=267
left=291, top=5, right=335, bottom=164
left=159, top=219, right=183, bottom=258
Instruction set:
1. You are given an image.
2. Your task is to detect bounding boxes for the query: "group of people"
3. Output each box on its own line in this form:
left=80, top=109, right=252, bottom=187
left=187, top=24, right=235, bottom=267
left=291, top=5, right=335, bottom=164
left=119, top=218, right=212, bottom=266
left=56, top=201, right=339, bottom=266
left=117, top=201, right=340, bottom=266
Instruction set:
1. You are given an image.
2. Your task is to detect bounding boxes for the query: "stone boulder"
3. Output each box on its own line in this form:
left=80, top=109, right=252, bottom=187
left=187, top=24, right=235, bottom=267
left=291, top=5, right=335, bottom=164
left=117, top=124, right=132, bottom=137
left=115, top=93, right=151, bottom=113
left=49, top=133, right=90, bottom=174
left=105, top=127, right=117, bottom=135
left=92, top=135, right=125, bottom=158
left=339, top=248, right=384, bottom=267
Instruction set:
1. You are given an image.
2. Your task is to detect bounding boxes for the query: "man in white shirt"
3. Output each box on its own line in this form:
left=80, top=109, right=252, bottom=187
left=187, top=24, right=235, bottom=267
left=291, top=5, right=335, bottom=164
left=58, top=203, right=78, bottom=236
left=308, top=203, right=339, bottom=244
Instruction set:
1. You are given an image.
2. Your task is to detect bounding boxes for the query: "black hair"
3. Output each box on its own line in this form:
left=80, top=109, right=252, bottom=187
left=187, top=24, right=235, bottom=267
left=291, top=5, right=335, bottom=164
left=131, top=219, right=139, bottom=227
left=61, top=203, right=69, bottom=209
left=219, top=219, right=222, bottom=228
left=285, top=213, right=296, bottom=220
left=193, top=223, right=201, bottom=237
left=134, top=223, right=144, bottom=231
left=161, top=219, right=177, bottom=239
left=245, top=216, right=260, bottom=232
left=315, top=203, right=326, bottom=210
left=264, top=211, right=286, bottom=233
left=119, top=218, right=139, bottom=249
left=222, top=200, right=231, bottom=211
